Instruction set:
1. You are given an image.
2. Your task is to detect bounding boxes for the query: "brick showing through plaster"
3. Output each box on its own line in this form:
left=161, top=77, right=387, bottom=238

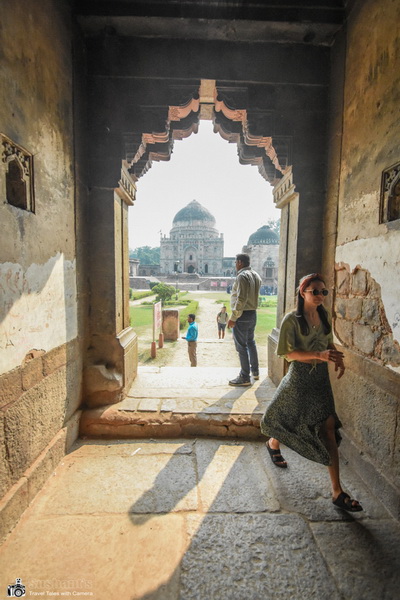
left=334, top=265, right=400, bottom=367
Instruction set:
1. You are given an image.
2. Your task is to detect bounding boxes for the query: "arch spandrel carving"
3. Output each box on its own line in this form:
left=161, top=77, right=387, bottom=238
left=126, top=81, right=290, bottom=185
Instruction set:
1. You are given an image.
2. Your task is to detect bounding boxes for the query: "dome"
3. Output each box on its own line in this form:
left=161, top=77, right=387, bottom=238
left=173, top=200, right=215, bottom=225
left=247, top=225, right=279, bottom=246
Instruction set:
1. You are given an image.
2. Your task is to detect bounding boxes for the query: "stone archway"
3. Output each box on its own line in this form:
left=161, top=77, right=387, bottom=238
left=85, top=42, right=330, bottom=400
left=123, top=80, right=313, bottom=384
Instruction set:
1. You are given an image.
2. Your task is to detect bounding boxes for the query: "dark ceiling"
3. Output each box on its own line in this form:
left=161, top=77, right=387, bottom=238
left=74, top=0, right=350, bottom=45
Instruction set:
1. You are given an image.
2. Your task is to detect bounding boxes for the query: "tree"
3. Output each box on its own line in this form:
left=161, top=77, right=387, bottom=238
left=129, top=246, right=160, bottom=264
left=152, top=283, right=176, bottom=302
left=267, top=219, right=280, bottom=236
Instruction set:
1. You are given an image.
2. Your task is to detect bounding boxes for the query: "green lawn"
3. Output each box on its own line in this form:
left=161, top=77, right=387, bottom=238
left=130, top=304, right=154, bottom=333
left=255, top=306, right=277, bottom=347
left=130, top=304, right=178, bottom=365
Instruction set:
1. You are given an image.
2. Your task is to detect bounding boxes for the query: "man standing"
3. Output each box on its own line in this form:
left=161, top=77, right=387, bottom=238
left=216, top=305, right=229, bottom=339
left=228, top=253, right=262, bottom=386
left=182, top=313, right=198, bottom=367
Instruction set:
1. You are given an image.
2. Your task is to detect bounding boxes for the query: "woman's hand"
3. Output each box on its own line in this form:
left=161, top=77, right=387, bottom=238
left=318, top=349, right=345, bottom=379
left=334, top=357, right=345, bottom=379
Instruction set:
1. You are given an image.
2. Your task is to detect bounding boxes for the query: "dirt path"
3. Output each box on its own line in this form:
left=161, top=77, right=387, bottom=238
left=139, top=292, right=267, bottom=369
left=168, top=292, right=267, bottom=368
left=169, top=294, right=239, bottom=369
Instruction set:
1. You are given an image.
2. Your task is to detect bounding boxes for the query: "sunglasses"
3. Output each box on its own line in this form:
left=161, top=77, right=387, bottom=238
left=304, top=289, right=329, bottom=296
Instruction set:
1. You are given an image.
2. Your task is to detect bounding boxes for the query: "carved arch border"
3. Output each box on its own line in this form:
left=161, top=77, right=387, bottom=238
left=125, top=84, right=290, bottom=186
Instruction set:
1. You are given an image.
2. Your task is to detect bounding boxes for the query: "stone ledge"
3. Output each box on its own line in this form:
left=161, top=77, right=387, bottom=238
left=80, top=405, right=265, bottom=441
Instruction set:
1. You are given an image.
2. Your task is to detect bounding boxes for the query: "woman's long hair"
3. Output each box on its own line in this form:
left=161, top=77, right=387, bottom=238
left=295, top=273, right=331, bottom=336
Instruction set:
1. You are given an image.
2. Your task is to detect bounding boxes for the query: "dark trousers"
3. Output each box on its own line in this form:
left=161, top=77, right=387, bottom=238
left=232, top=310, right=259, bottom=379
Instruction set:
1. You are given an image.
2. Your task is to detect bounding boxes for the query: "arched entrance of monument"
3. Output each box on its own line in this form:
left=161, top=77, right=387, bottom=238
left=184, top=247, right=198, bottom=273
left=127, top=88, right=282, bottom=377
left=85, top=64, right=326, bottom=410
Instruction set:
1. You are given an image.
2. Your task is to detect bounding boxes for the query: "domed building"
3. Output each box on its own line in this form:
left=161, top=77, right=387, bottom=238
left=242, top=225, right=280, bottom=291
left=160, top=200, right=224, bottom=275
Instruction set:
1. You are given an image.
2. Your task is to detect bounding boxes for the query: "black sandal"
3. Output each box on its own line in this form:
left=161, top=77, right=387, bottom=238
left=332, top=492, right=363, bottom=512
left=266, top=441, right=287, bottom=468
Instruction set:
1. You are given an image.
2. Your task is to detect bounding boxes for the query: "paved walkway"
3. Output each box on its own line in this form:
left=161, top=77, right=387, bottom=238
left=80, top=366, right=272, bottom=439
left=130, top=293, right=157, bottom=305
left=1, top=436, right=399, bottom=600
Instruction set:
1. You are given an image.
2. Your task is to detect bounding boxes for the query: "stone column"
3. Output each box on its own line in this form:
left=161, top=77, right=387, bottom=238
left=268, top=168, right=299, bottom=385
left=268, top=160, right=327, bottom=386
left=84, top=145, right=138, bottom=407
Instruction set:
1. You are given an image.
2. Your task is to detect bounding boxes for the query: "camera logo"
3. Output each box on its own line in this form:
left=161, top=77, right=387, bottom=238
left=7, top=578, right=26, bottom=597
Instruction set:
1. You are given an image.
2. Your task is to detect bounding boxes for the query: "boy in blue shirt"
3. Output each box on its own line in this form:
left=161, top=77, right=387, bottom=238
left=182, top=313, right=198, bottom=366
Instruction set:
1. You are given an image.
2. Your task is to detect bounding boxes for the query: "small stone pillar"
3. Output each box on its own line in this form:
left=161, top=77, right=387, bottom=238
left=162, top=309, right=180, bottom=341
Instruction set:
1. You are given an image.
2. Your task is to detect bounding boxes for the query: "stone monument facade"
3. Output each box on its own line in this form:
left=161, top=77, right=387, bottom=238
left=242, top=225, right=279, bottom=290
left=160, top=200, right=224, bottom=275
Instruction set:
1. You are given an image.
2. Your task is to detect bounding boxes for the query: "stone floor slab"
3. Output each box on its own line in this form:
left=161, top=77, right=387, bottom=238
left=310, top=519, right=400, bottom=600
left=258, top=443, right=390, bottom=521
left=195, top=440, right=280, bottom=513
left=181, top=513, right=341, bottom=600
left=123, top=367, right=272, bottom=403
left=137, top=397, right=162, bottom=412
left=0, top=513, right=185, bottom=600
left=71, top=439, right=197, bottom=457
left=28, top=450, right=198, bottom=517
left=120, top=367, right=274, bottom=421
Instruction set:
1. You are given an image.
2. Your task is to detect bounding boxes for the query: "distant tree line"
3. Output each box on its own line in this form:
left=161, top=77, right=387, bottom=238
left=129, top=246, right=160, bottom=264
left=267, top=219, right=280, bottom=236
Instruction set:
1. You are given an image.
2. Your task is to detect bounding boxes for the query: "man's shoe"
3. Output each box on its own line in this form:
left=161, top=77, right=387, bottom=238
left=229, top=376, right=251, bottom=387
left=252, top=372, right=260, bottom=380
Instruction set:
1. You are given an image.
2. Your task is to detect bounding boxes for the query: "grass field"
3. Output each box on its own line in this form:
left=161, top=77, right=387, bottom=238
left=255, top=306, right=278, bottom=347
left=129, top=304, right=154, bottom=337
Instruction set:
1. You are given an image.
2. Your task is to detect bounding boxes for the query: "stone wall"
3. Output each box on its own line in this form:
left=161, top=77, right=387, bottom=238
left=0, top=0, right=84, bottom=535
left=324, top=0, right=400, bottom=517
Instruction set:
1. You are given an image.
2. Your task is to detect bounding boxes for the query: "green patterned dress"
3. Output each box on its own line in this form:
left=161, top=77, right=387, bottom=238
left=261, top=311, right=342, bottom=466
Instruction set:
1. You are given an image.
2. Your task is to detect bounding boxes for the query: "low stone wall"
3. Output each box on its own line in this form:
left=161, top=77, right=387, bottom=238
left=80, top=406, right=264, bottom=442
left=0, top=339, right=82, bottom=540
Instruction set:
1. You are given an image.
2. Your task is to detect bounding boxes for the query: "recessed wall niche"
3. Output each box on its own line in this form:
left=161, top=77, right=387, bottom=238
left=1, top=133, right=35, bottom=212
left=380, top=162, right=400, bottom=223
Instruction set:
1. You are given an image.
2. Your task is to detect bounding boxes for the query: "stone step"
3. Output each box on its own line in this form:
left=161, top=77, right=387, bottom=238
left=80, top=367, right=275, bottom=440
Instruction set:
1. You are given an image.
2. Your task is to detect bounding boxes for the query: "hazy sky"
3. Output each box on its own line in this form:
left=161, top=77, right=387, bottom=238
left=128, top=120, right=280, bottom=257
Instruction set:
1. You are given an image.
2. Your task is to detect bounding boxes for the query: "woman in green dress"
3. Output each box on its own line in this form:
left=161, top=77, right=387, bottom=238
left=261, top=273, right=363, bottom=512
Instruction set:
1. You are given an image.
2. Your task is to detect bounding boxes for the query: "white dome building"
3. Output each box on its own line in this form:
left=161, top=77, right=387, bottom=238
left=242, top=225, right=280, bottom=291
left=160, top=200, right=224, bottom=275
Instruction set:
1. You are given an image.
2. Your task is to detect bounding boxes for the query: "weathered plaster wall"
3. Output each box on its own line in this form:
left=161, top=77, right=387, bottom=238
left=0, top=0, right=82, bottom=524
left=325, top=0, right=400, bottom=517
left=0, top=255, right=77, bottom=373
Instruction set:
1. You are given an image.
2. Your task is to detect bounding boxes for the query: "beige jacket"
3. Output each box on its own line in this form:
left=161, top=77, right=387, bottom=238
left=230, top=266, right=262, bottom=321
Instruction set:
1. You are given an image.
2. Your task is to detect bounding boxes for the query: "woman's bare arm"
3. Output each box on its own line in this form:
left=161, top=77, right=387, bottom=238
left=286, top=347, right=345, bottom=379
